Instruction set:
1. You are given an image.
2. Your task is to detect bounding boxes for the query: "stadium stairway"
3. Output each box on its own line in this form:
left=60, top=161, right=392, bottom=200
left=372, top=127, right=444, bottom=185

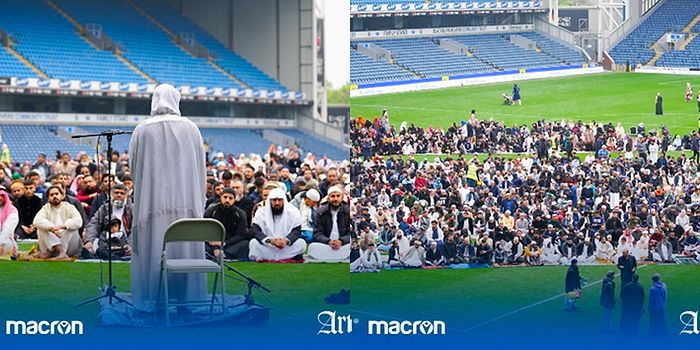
left=46, top=0, right=156, bottom=83
left=675, top=12, right=700, bottom=51
left=3, top=42, right=48, bottom=79
left=125, top=0, right=250, bottom=89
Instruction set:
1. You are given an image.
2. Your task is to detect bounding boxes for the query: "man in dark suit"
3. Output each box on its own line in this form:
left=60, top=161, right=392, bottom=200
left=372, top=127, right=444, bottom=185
left=564, top=259, right=582, bottom=312
left=600, top=271, right=616, bottom=332
left=655, top=92, right=663, bottom=115
left=620, top=274, right=644, bottom=336
left=204, top=188, right=249, bottom=260
left=617, top=249, right=637, bottom=296
left=307, top=186, right=350, bottom=262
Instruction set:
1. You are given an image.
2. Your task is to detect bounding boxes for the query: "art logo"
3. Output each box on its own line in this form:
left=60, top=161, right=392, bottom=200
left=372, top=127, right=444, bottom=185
left=679, top=311, right=699, bottom=335
left=368, top=320, right=446, bottom=335
left=317, top=311, right=356, bottom=335
left=5, top=320, right=84, bottom=335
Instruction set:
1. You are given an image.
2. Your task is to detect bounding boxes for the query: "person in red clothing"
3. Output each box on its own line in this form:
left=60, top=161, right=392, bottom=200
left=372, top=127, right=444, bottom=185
left=414, top=172, right=428, bottom=190
left=75, top=175, right=100, bottom=216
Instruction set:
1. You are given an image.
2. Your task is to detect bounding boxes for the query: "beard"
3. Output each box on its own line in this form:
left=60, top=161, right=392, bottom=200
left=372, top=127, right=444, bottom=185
left=271, top=205, right=284, bottom=216
left=329, top=201, right=342, bottom=210
left=113, top=200, right=125, bottom=209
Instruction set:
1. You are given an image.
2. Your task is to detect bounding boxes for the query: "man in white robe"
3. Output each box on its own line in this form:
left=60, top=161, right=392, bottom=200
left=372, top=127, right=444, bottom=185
left=0, top=186, right=19, bottom=256
left=129, top=84, right=207, bottom=312
left=248, top=188, right=306, bottom=261
left=33, top=186, right=82, bottom=259
left=307, top=186, right=350, bottom=262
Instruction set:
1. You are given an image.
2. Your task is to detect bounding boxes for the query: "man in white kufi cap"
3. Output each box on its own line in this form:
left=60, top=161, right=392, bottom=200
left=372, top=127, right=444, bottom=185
left=306, top=186, right=350, bottom=262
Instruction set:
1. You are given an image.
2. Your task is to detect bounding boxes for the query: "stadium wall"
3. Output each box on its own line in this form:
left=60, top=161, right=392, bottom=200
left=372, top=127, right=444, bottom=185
left=350, top=64, right=604, bottom=97
left=635, top=66, right=700, bottom=76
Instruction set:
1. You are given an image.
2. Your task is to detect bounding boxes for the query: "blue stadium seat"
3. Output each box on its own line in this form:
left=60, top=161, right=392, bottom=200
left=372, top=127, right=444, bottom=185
left=0, top=0, right=148, bottom=83
left=54, top=0, right=241, bottom=89
left=0, top=46, right=36, bottom=79
left=133, top=0, right=287, bottom=92
left=0, top=124, right=345, bottom=163
left=610, top=0, right=700, bottom=66
left=350, top=31, right=580, bottom=84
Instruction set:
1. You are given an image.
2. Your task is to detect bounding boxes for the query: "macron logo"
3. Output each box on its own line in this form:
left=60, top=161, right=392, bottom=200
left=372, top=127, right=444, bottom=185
left=368, top=320, right=446, bottom=335
left=5, top=320, right=83, bottom=335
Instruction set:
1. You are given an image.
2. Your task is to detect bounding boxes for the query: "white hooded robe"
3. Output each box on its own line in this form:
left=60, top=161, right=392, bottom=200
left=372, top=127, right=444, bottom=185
left=129, top=84, right=207, bottom=312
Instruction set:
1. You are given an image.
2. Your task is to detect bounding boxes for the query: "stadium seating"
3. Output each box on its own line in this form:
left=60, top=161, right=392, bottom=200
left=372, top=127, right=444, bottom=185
left=517, top=32, right=585, bottom=65
left=609, top=0, right=700, bottom=66
left=132, top=0, right=287, bottom=92
left=350, top=31, right=582, bottom=84
left=0, top=124, right=346, bottom=163
left=0, top=125, right=87, bottom=162
left=54, top=0, right=241, bottom=89
left=0, top=0, right=147, bottom=83
left=275, top=129, right=348, bottom=161
left=350, top=49, right=415, bottom=84
left=0, top=46, right=36, bottom=79
left=352, top=37, right=495, bottom=80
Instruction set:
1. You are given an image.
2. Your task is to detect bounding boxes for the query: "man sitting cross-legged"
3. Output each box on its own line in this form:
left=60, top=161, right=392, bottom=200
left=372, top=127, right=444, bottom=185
left=248, top=188, right=306, bottom=261
left=33, top=185, right=83, bottom=259
left=307, top=186, right=351, bottom=262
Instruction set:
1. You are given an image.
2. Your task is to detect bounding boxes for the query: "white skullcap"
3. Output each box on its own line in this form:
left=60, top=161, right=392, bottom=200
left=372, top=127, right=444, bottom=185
left=305, top=188, right=320, bottom=202
left=328, top=185, right=343, bottom=195
left=269, top=188, right=286, bottom=200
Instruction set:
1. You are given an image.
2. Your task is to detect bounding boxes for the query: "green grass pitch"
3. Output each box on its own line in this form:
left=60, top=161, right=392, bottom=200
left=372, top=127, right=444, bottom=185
left=350, top=264, right=700, bottom=337
left=351, top=72, right=700, bottom=136
left=0, top=260, right=348, bottom=336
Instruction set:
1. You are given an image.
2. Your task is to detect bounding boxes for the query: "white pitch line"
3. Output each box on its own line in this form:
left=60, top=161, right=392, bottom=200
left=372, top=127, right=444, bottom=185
left=461, top=264, right=648, bottom=332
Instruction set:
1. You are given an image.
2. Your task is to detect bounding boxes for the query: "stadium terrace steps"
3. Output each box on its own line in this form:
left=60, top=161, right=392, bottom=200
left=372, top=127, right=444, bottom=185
left=682, top=11, right=700, bottom=33
left=677, top=33, right=698, bottom=51
left=647, top=36, right=667, bottom=66
left=0, top=0, right=149, bottom=83
left=207, top=59, right=252, bottom=89
left=132, top=0, right=288, bottom=92
left=350, top=31, right=583, bottom=85
left=48, top=0, right=156, bottom=84
left=125, top=0, right=240, bottom=89
left=3, top=44, right=48, bottom=79
left=0, top=46, right=38, bottom=78
left=610, top=0, right=700, bottom=67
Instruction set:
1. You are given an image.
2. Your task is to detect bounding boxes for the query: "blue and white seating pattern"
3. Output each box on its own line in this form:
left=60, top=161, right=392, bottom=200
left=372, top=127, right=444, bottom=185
left=350, top=31, right=582, bottom=84
left=133, top=0, right=287, bottom=92
left=0, top=124, right=346, bottom=163
left=0, top=0, right=147, bottom=83
left=54, top=0, right=240, bottom=89
left=610, top=0, right=700, bottom=66
left=350, top=49, right=415, bottom=84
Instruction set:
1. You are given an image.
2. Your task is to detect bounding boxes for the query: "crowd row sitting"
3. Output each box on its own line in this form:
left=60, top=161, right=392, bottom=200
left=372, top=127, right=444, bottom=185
left=349, top=114, right=700, bottom=272
left=352, top=112, right=700, bottom=162
left=0, top=146, right=351, bottom=263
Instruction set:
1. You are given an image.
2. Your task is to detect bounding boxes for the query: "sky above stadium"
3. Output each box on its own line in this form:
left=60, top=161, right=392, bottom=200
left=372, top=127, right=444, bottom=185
left=323, top=0, right=349, bottom=87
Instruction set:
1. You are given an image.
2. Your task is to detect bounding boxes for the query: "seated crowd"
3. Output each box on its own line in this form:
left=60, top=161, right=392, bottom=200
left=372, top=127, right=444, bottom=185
left=349, top=113, right=700, bottom=272
left=0, top=145, right=351, bottom=263
left=352, top=112, right=700, bottom=160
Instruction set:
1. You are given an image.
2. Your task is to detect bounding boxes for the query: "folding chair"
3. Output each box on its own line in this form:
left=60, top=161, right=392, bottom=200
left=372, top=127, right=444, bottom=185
left=157, top=218, right=226, bottom=326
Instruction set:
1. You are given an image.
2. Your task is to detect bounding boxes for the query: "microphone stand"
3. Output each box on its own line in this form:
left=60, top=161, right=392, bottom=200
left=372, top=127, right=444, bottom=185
left=73, top=130, right=133, bottom=307
left=223, top=262, right=270, bottom=308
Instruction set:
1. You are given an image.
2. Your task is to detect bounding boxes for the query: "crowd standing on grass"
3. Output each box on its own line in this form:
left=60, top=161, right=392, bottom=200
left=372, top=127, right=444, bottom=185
left=350, top=112, right=700, bottom=272
left=0, top=145, right=350, bottom=263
